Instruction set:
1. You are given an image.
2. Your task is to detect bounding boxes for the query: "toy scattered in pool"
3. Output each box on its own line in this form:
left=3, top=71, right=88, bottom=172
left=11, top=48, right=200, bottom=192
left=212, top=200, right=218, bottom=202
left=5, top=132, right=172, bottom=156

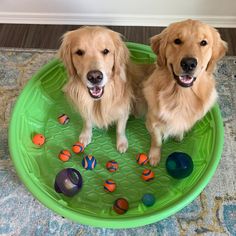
left=166, top=152, right=193, bottom=179
left=113, top=198, right=129, bottom=214
left=136, top=153, right=149, bottom=165
left=72, top=142, right=84, bottom=154
left=32, top=133, right=45, bottom=146
left=104, top=179, right=116, bottom=192
left=142, top=193, right=156, bottom=206
left=54, top=168, right=83, bottom=197
left=106, top=160, right=119, bottom=172
left=39, top=113, right=191, bottom=209
left=58, top=114, right=70, bottom=125
left=82, top=155, right=97, bottom=170
left=58, top=150, right=71, bottom=162
left=142, top=169, right=155, bottom=181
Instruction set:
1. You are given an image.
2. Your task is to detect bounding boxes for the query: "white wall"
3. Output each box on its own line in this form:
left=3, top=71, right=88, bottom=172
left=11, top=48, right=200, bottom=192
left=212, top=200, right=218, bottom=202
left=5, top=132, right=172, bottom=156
left=0, top=0, right=236, bottom=27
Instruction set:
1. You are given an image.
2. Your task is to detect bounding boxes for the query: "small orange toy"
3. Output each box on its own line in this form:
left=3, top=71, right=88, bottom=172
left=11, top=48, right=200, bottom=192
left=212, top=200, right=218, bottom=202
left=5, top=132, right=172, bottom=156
left=142, top=169, right=155, bottom=181
left=104, top=179, right=116, bottom=192
left=136, top=153, right=149, bottom=165
left=58, top=150, right=71, bottom=162
left=32, top=134, right=45, bottom=146
left=106, top=160, right=118, bottom=172
left=58, top=114, right=70, bottom=125
left=72, top=142, right=84, bottom=154
left=113, top=198, right=129, bottom=214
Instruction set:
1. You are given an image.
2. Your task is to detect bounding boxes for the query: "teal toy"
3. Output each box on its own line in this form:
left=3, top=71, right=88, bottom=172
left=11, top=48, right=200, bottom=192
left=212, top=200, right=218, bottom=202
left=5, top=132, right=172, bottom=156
left=142, top=193, right=155, bottom=206
left=166, top=152, right=193, bottom=179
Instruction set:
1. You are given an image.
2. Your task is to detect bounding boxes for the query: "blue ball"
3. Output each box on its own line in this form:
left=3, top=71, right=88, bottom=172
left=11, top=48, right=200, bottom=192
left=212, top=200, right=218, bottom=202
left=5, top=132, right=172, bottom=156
left=142, top=193, right=155, bottom=207
left=166, top=152, right=193, bottom=179
left=82, top=155, right=97, bottom=170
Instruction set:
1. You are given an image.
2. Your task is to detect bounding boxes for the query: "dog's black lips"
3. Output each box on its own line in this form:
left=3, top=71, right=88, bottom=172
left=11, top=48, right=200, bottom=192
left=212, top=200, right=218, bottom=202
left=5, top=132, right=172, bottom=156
left=170, top=64, right=196, bottom=88
left=87, top=86, right=104, bottom=99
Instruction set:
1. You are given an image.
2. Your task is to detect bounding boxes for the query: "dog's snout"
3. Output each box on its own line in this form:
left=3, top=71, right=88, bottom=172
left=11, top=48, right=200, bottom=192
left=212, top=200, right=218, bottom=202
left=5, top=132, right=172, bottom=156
left=181, top=57, right=197, bottom=73
left=87, top=70, right=103, bottom=84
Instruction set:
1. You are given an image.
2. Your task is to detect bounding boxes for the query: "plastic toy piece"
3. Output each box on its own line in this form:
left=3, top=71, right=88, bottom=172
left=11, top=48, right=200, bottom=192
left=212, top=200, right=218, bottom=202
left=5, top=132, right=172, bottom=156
left=166, top=152, right=193, bottom=179
left=72, top=142, right=84, bottom=154
left=54, top=168, right=83, bottom=197
left=106, top=160, right=118, bottom=172
left=82, top=155, right=97, bottom=170
left=104, top=179, right=116, bottom=192
left=136, top=153, right=149, bottom=165
left=32, top=134, right=45, bottom=146
left=142, top=169, right=155, bottom=181
left=58, top=150, right=71, bottom=162
left=142, top=193, right=155, bottom=206
left=113, top=198, right=129, bottom=214
left=58, top=114, right=70, bottom=124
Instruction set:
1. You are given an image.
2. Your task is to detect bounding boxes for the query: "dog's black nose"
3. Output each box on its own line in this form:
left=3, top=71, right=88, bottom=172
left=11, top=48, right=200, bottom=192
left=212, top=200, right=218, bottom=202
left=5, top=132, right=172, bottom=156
left=180, top=57, right=197, bottom=73
left=87, top=70, right=103, bottom=84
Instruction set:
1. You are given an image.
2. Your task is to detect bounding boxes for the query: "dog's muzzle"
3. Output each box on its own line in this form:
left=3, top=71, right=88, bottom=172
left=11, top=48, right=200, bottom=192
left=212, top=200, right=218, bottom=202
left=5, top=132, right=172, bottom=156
left=171, top=57, right=197, bottom=88
left=87, top=70, right=104, bottom=99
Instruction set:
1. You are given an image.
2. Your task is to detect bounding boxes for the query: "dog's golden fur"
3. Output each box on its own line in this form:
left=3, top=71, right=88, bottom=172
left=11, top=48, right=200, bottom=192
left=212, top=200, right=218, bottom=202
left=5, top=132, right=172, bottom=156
left=143, top=19, right=227, bottom=166
left=59, top=26, right=133, bottom=153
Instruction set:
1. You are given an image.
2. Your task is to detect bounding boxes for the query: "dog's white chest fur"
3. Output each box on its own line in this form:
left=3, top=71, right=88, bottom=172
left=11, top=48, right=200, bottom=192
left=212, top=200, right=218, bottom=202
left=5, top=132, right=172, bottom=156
left=158, top=87, right=217, bottom=138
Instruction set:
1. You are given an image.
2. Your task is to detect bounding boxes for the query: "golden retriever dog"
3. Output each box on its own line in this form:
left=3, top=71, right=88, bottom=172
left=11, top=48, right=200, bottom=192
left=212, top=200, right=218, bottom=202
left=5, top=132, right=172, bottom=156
left=59, top=26, right=133, bottom=153
left=143, top=19, right=227, bottom=166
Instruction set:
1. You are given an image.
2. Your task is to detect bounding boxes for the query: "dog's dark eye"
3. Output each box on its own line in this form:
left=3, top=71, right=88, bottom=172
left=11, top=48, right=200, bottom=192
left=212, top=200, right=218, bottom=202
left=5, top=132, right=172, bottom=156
left=102, top=49, right=110, bottom=55
left=76, top=49, right=84, bottom=56
left=174, top=38, right=182, bottom=45
left=200, top=40, right=208, bottom=46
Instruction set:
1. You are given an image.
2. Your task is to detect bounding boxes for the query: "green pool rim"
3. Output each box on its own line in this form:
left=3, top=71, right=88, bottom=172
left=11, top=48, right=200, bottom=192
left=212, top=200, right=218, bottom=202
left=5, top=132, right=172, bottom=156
left=8, top=42, right=224, bottom=228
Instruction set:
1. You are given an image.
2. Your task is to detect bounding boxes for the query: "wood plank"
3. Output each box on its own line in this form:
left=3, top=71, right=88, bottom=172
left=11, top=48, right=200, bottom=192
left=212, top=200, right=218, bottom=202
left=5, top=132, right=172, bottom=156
left=0, top=24, right=235, bottom=55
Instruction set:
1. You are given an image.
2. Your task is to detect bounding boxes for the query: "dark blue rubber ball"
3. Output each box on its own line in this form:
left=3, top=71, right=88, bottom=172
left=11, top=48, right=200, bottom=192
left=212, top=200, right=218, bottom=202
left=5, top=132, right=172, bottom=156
left=54, top=168, right=83, bottom=197
left=166, top=152, right=193, bottom=179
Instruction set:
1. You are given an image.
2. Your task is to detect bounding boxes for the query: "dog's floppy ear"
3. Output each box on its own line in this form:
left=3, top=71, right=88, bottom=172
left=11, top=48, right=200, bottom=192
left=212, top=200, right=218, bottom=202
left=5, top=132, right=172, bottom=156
left=111, top=31, right=130, bottom=80
left=150, top=29, right=168, bottom=67
left=206, top=27, right=228, bottom=73
left=58, top=31, right=77, bottom=78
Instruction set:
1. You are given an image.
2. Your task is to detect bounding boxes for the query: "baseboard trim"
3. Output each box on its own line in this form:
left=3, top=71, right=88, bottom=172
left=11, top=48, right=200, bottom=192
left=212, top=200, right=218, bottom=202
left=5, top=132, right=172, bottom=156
left=0, top=12, right=236, bottom=27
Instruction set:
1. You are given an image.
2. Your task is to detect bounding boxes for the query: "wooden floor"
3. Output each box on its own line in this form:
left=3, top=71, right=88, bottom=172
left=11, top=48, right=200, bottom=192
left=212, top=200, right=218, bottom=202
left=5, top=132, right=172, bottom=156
left=0, top=24, right=235, bottom=55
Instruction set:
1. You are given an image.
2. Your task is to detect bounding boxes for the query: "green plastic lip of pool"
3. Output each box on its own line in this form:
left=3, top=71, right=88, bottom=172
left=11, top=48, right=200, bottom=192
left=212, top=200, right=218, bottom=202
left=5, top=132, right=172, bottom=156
left=9, top=42, right=224, bottom=228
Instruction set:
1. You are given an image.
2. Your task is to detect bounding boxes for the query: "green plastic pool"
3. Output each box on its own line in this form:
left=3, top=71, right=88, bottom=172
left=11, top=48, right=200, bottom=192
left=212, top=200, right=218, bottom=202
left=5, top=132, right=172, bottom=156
left=9, top=42, right=224, bottom=228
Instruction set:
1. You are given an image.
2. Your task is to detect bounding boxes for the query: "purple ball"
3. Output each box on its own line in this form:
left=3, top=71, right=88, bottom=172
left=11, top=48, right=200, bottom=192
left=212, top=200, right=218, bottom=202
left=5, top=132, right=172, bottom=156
left=54, top=168, right=83, bottom=197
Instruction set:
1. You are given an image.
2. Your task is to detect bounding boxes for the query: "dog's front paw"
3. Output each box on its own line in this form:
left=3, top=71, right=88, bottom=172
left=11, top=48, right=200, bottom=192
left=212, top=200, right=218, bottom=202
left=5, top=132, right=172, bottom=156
left=117, top=136, right=128, bottom=153
left=148, top=147, right=161, bottom=166
left=79, top=133, right=92, bottom=147
left=174, top=133, right=184, bottom=142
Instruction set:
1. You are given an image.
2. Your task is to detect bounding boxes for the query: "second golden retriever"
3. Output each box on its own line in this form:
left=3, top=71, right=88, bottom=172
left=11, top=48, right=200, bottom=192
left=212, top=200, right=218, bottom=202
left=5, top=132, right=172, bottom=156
left=59, top=26, right=133, bottom=153
left=143, top=19, right=227, bottom=166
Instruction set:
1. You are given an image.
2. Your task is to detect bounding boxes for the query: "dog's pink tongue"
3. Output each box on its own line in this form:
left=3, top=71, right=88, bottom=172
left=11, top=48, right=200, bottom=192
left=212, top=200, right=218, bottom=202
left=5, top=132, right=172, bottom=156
left=90, top=86, right=102, bottom=96
left=179, top=75, right=194, bottom=84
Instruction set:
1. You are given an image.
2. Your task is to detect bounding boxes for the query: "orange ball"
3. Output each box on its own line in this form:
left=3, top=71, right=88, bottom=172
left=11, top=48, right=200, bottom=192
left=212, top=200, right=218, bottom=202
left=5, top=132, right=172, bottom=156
left=72, top=142, right=84, bottom=154
left=104, top=179, right=116, bottom=192
left=58, top=150, right=71, bottom=162
left=58, top=114, right=70, bottom=125
left=142, top=169, right=155, bottom=181
left=136, top=153, right=149, bottom=165
left=106, top=160, right=118, bottom=172
left=113, top=198, right=129, bottom=214
left=32, top=134, right=45, bottom=146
